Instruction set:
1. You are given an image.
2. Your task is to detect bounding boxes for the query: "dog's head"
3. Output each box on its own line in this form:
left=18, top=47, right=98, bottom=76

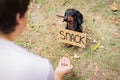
left=63, top=9, right=83, bottom=26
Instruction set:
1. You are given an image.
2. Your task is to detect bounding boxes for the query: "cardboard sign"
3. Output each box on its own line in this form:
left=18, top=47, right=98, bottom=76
left=58, top=28, right=86, bottom=48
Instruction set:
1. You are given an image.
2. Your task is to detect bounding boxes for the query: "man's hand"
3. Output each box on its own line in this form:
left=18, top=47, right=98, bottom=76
left=55, top=57, right=73, bottom=80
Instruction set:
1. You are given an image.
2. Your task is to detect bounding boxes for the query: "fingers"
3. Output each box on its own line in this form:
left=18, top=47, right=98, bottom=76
left=58, top=58, right=62, bottom=66
left=58, top=57, right=64, bottom=66
left=56, top=57, right=73, bottom=76
left=63, top=57, right=68, bottom=66
left=59, top=57, right=71, bottom=66
left=66, top=58, right=70, bottom=66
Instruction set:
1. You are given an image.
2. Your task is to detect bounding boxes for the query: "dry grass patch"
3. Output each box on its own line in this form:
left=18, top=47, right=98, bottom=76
left=16, top=0, right=120, bottom=80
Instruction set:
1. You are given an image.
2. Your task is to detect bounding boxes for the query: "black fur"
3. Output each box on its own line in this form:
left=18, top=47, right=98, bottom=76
left=63, top=9, right=83, bottom=32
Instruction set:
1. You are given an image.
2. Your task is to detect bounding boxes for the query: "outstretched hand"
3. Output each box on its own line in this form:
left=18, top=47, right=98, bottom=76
left=55, top=57, right=73, bottom=80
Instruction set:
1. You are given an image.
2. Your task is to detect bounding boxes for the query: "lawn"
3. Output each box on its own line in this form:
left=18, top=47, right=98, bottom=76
left=16, top=0, right=120, bottom=80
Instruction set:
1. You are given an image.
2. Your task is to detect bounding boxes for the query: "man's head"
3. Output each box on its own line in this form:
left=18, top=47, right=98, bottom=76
left=0, top=0, right=30, bottom=34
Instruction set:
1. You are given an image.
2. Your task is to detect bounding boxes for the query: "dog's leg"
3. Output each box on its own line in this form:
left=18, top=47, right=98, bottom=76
left=75, top=46, right=83, bottom=52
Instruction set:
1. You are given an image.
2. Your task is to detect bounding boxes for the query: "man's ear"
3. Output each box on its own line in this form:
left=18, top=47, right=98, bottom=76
left=76, top=11, right=83, bottom=24
left=16, top=13, right=22, bottom=24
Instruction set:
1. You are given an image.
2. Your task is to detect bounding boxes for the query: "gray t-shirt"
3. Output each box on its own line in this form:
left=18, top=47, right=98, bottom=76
left=0, top=38, right=54, bottom=80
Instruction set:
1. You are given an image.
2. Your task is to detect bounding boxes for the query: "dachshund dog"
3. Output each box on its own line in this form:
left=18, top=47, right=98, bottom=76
left=63, top=9, right=84, bottom=50
left=63, top=8, right=83, bottom=32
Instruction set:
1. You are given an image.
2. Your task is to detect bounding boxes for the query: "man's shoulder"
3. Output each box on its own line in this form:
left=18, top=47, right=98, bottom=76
left=0, top=40, right=51, bottom=68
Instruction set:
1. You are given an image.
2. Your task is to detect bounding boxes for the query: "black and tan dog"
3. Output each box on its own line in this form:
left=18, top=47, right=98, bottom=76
left=63, top=8, right=83, bottom=33
left=64, top=9, right=83, bottom=51
left=57, top=8, right=83, bottom=51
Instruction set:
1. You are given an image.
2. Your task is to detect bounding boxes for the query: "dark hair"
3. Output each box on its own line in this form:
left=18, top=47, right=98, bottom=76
left=0, top=0, right=30, bottom=34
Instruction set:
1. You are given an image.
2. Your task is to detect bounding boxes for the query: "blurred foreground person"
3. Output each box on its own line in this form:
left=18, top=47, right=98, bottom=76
left=0, top=0, right=73, bottom=80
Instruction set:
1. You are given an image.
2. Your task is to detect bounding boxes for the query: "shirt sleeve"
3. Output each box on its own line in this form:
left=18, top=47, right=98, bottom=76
left=46, top=63, right=54, bottom=80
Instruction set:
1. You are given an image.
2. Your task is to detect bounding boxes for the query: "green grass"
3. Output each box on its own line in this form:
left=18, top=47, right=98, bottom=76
left=16, top=0, right=120, bottom=80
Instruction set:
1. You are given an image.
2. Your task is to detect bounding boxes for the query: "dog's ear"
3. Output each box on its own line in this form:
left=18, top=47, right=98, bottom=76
left=76, top=11, right=83, bottom=24
left=63, top=12, right=67, bottom=22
